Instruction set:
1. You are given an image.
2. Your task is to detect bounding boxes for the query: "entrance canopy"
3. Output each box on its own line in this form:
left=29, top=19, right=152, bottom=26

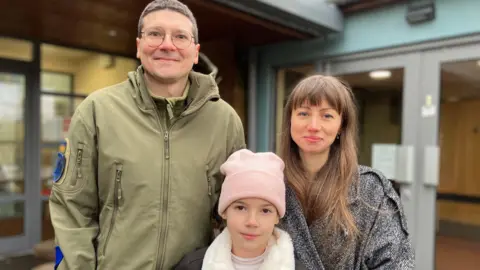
left=0, top=0, right=344, bottom=56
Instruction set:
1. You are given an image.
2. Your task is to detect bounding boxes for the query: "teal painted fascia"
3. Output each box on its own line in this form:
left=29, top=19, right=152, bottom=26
left=259, top=0, right=480, bottom=66
left=254, top=0, right=480, bottom=152
left=255, top=60, right=275, bottom=152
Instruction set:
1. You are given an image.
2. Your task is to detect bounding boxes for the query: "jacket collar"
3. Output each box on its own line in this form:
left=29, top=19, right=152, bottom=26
left=202, top=228, right=296, bottom=270
left=128, top=65, right=220, bottom=115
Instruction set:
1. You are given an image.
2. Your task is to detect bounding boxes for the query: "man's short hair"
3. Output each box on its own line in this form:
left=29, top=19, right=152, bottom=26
left=138, top=0, right=199, bottom=43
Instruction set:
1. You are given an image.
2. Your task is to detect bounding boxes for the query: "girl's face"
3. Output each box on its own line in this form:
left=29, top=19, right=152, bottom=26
left=290, top=100, right=342, bottom=155
left=222, top=198, right=279, bottom=258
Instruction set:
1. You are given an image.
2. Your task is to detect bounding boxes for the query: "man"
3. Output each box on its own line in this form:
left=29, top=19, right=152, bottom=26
left=49, top=0, right=246, bottom=269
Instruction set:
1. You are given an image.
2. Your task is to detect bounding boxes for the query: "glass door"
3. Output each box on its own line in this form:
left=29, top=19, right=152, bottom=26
left=0, top=58, right=33, bottom=255
left=419, top=43, right=480, bottom=270
left=327, top=53, right=423, bottom=253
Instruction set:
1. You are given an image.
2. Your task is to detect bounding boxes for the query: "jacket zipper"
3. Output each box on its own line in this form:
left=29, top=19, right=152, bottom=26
left=103, top=163, right=123, bottom=255
left=206, top=165, right=212, bottom=196
left=155, top=103, right=175, bottom=270
left=154, top=102, right=210, bottom=269
left=71, top=143, right=84, bottom=187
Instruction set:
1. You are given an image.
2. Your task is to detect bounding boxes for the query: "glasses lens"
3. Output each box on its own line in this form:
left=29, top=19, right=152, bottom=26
left=143, top=29, right=193, bottom=49
left=144, top=30, right=163, bottom=47
left=172, top=35, right=192, bottom=49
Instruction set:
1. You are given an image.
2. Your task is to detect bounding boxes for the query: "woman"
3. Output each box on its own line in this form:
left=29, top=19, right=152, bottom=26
left=175, top=149, right=306, bottom=270
left=278, top=75, right=414, bottom=270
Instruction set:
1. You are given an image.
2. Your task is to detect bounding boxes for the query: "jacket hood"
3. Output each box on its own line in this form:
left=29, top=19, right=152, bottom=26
left=193, top=52, right=221, bottom=84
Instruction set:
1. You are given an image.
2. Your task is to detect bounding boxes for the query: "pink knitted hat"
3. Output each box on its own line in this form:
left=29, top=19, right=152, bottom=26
left=218, top=149, right=286, bottom=218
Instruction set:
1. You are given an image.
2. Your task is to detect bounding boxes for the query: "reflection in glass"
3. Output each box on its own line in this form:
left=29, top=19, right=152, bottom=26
left=337, top=68, right=404, bottom=167
left=41, top=43, right=138, bottom=96
left=40, top=147, right=57, bottom=197
left=0, top=201, right=24, bottom=237
left=436, top=59, right=480, bottom=267
left=41, top=95, right=74, bottom=143
left=41, top=72, right=72, bottom=94
left=42, top=201, right=54, bottom=241
left=74, top=97, right=85, bottom=112
left=0, top=37, right=33, bottom=62
left=0, top=72, right=25, bottom=195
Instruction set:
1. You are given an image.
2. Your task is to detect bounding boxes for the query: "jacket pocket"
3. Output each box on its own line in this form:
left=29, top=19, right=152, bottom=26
left=103, top=162, right=123, bottom=255
left=53, top=141, right=87, bottom=192
left=70, top=142, right=85, bottom=187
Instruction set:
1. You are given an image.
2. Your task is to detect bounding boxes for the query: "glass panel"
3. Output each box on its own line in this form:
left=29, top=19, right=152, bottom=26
left=275, top=65, right=316, bottom=154
left=40, top=147, right=57, bottom=197
left=42, top=201, right=54, bottom=241
left=0, top=72, right=25, bottom=195
left=337, top=68, right=403, bottom=168
left=436, top=58, right=480, bottom=269
left=0, top=201, right=24, bottom=237
left=0, top=37, right=33, bottom=62
left=74, top=97, right=85, bottom=112
left=41, top=95, right=73, bottom=143
left=41, top=72, right=72, bottom=94
left=41, top=43, right=138, bottom=95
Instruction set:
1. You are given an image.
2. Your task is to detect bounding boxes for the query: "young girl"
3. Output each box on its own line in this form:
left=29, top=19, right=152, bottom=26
left=175, top=149, right=306, bottom=270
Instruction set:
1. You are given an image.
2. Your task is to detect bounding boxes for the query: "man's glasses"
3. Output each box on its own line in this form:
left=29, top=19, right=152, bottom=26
left=140, top=29, right=194, bottom=50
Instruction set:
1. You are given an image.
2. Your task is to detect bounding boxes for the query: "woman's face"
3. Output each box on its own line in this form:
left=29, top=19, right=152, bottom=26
left=222, top=198, right=279, bottom=258
left=290, top=100, right=342, bottom=155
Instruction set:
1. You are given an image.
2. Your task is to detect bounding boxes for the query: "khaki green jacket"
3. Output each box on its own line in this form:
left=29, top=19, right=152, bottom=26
left=49, top=64, right=246, bottom=270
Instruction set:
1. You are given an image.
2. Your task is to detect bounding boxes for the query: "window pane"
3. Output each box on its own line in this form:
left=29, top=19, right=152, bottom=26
left=0, top=72, right=25, bottom=195
left=42, top=201, right=54, bottom=241
left=0, top=201, right=24, bottom=237
left=436, top=59, right=480, bottom=261
left=74, top=97, right=85, bottom=112
left=0, top=37, right=33, bottom=62
left=41, top=43, right=138, bottom=96
left=40, top=147, right=56, bottom=197
left=41, top=95, right=73, bottom=143
left=338, top=68, right=404, bottom=167
left=41, top=72, right=72, bottom=94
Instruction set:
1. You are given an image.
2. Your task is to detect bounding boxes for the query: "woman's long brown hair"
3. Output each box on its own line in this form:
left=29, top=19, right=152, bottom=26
left=280, top=74, right=359, bottom=241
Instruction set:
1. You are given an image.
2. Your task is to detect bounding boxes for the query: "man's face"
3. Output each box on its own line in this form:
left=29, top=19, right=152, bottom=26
left=136, top=10, right=200, bottom=83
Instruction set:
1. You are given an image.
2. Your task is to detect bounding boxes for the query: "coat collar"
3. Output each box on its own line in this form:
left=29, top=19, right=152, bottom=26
left=202, top=227, right=296, bottom=270
left=127, top=65, right=220, bottom=116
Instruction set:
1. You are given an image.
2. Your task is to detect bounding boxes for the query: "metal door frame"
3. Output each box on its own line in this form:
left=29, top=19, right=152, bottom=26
left=0, top=57, right=41, bottom=256
left=415, top=42, right=480, bottom=270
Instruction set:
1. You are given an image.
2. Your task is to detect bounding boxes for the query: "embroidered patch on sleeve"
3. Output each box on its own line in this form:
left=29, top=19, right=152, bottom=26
left=52, top=138, right=70, bottom=185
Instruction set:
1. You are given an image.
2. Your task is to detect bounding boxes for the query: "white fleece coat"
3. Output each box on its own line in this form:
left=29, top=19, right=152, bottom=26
left=201, top=227, right=296, bottom=270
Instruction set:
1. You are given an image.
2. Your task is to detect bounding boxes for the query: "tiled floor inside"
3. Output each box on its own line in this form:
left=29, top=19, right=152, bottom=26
left=0, top=235, right=479, bottom=269
left=435, top=235, right=480, bottom=270
left=0, top=254, right=50, bottom=270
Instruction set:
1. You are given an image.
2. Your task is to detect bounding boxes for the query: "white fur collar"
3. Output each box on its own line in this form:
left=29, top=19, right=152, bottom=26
left=202, top=227, right=296, bottom=270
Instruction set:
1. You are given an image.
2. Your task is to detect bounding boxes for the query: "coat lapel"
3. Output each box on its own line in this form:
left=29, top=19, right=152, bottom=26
left=279, top=185, right=325, bottom=270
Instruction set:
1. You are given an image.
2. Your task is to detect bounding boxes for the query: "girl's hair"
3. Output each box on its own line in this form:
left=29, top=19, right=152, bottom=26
left=280, top=74, right=359, bottom=242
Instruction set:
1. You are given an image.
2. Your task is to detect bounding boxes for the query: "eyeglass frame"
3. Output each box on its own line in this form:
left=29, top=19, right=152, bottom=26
left=139, top=28, right=196, bottom=50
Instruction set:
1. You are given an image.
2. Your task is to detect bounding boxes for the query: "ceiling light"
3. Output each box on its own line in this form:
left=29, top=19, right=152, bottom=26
left=108, top=30, right=117, bottom=37
left=369, top=70, right=391, bottom=80
left=446, top=96, right=460, bottom=102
